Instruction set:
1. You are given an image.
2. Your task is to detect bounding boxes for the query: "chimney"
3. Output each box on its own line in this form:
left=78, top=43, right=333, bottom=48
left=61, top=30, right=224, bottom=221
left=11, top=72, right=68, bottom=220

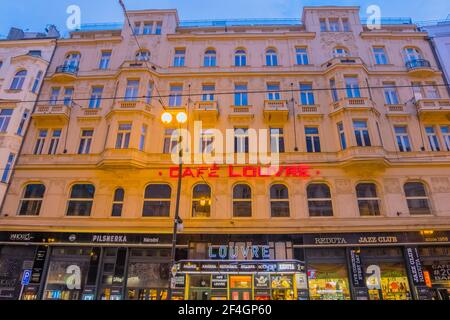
left=7, top=27, right=25, bottom=40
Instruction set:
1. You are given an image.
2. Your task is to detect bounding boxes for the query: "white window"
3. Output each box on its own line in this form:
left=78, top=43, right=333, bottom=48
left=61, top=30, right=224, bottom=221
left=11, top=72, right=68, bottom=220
left=1, top=153, right=15, bottom=183
left=32, top=71, right=43, bottom=93
left=116, top=123, right=132, bottom=149
left=139, top=124, right=147, bottom=151
left=404, top=182, right=431, bottom=215
left=18, top=184, right=45, bottom=216
left=48, top=129, right=61, bottom=155
left=66, top=184, right=95, bottom=217
left=173, top=49, right=186, bottom=67
left=99, top=51, right=111, bottom=69
left=192, top=184, right=211, bottom=218
left=383, top=83, right=399, bottom=104
left=337, top=122, right=347, bottom=150
left=373, top=47, right=388, bottom=65
left=234, top=84, right=248, bottom=106
left=145, top=82, right=153, bottom=104
left=267, top=83, right=281, bottom=101
left=163, top=129, right=179, bottom=154
left=345, top=76, right=361, bottom=98
left=300, top=83, right=314, bottom=105
left=441, top=126, right=450, bottom=151
left=200, top=129, right=215, bottom=153
left=296, top=47, right=309, bottom=65
left=330, top=78, right=339, bottom=102
left=356, top=183, right=381, bottom=216
left=204, top=49, right=217, bottom=67
left=64, top=53, right=81, bottom=69
left=143, top=22, right=153, bottom=35
left=233, top=184, right=252, bottom=218
left=404, top=47, right=422, bottom=62
left=202, top=84, right=215, bottom=101
left=133, top=22, right=141, bottom=35
left=50, top=87, right=60, bottom=105
left=234, top=128, right=249, bottom=153
left=265, top=48, right=278, bottom=66
left=89, top=87, right=103, bottom=109
left=0, top=109, right=13, bottom=133
left=329, top=18, right=340, bottom=32
left=270, top=184, right=290, bottom=217
left=169, top=85, right=183, bottom=106
left=270, top=128, right=285, bottom=153
left=353, top=120, right=371, bottom=147
left=319, top=19, right=327, bottom=31
left=394, top=126, right=412, bottom=152
left=305, top=127, right=321, bottom=153
left=235, top=49, right=247, bottom=67
left=78, top=129, right=93, bottom=154
left=155, top=22, right=162, bottom=35
left=112, top=188, right=125, bottom=217
left=63, top=87, right=74, bottom=106
left=17, top=109, right=30, bottom=136
left=426, top=126, right=440, bottom=151
left=135, top=50, right=150, bottom=62
left=412, top=82, right=424, bottom=100
left=10, top=70, right=27, bottom=90
left=33, top=129, right=48, bottom=155
left=342, top=18, right=350, bottom=32
left=333, top=47, right=349, bottom=57
left=125, top=80, right=139, bottom=101
left=425, top=82, right=440, bottom=99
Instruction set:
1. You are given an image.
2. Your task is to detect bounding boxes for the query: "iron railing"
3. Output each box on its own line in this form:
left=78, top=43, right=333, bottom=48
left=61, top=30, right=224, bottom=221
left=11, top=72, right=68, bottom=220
left=55, top=65, right=79, bottom=74
left=405, top=59, right=432, bottom=70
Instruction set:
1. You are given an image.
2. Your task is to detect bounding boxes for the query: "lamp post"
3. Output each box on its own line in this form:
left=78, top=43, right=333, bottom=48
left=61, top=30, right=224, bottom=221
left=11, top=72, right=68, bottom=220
left=161, top=110, right=187, bottom=300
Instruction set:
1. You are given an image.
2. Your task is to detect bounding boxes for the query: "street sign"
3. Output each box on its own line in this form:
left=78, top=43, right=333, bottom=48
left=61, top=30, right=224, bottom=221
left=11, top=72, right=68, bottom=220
left=21, top=269, right=32, bottom=286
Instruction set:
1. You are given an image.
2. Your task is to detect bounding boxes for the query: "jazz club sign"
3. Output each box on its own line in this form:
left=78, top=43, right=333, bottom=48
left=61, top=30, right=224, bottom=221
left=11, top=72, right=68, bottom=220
left=162, top=164, right=319, bottom=179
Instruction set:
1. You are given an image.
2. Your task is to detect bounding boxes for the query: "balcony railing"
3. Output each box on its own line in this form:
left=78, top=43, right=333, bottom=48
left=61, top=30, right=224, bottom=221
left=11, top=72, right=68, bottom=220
left=55, top=65, right=79, bottom=75
left=405, top=59, right=431, bottom=70
left=264, top=100, right=288, bottom=110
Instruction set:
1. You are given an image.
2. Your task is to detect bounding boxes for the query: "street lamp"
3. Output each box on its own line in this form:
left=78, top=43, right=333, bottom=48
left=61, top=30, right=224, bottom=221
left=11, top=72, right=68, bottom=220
left=162, top=110, right=187, bottom=300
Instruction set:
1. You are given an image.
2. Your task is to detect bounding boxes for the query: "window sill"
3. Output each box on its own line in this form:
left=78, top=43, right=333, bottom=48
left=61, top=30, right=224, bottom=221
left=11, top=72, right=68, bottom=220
left=4, top=89, right=22, bottom=93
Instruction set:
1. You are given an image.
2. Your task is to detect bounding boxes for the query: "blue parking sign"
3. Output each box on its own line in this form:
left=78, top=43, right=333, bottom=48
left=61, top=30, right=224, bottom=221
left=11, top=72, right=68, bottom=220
left=21, top=269, right=32, bottom=286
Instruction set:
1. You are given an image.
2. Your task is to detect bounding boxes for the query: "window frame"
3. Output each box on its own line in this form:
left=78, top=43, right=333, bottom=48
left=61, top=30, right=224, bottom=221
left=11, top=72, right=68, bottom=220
left=270, top=183, right=290, bottom=218
left=192, top=183, right=212, bottom=218
left=232, top=183, right=252, bottom=218
left=18, top=183, right=46, bottom=216
left=404, top=182, right=432, bottom=216
left=142, top=184, right=172, bottom=217
left=356, top=183, right=381, bottom=217
left=307, top=183, right=334, bottom=217
left=66, top=183, right=95, bottom=217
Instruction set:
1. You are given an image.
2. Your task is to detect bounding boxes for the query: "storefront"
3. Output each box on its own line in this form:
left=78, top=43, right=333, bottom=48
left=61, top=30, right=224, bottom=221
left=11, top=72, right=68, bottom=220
left=0, top=230, right=449, bottom=300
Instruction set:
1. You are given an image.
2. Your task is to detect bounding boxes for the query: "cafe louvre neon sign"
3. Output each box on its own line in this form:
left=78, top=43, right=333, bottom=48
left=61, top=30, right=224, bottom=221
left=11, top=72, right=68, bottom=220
left=164, top=164, right=320, bottom=179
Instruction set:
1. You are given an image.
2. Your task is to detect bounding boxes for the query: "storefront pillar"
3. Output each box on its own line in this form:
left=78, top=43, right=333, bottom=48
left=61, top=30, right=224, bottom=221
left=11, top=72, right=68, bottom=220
left=34, top=245, right=51, bottom=301
left=403, top=246, right=432, bottom=300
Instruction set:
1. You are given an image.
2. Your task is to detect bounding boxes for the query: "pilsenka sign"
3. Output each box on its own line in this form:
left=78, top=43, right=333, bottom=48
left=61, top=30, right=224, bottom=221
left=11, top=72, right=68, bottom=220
left=208, top=245, right=271, bottom=260
left=167, top=164, right=318, bottom=179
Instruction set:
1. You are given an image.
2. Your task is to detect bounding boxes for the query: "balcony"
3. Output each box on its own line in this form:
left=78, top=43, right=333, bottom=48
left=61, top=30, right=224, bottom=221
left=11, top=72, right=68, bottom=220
left=193, top=101, right=219, bottom=123
left=77, top=108, right=102, bottom=122
left=385, top=104, right=409, bottom=118
left=321, top=56, right=366, bottom=71
left=263, top=100, right=289, bottom=124
left=51, top=65, right=79, bottom=82
left=416, top=98, right=450, bottom=121
left=405, top=59, right=435, bottom=77
left=108, top=100, right=154, bottom=119
left=296, top=104, right=323, bottom=119
left=228, top=105, right=254, bottom=122
left=32, top=104, right=71, bottom=125
left=331, top=97, right=379, bottom=117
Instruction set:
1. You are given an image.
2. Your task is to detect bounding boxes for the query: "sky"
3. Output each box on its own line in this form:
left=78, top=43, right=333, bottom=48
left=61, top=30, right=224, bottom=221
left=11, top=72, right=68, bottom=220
left=0, top=0, right=449, bottom=38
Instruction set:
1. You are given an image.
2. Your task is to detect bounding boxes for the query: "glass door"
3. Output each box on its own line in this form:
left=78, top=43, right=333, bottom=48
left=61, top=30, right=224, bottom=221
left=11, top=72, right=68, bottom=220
left=229, top=275, right=252, bottom=300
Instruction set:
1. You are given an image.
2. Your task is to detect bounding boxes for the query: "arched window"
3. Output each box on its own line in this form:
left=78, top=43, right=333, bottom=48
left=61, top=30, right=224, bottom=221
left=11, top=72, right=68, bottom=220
left=270, top=184, right=290, bottom=217
left=10, top=70, right=27, bottom=90
left=192, top=184, right=211, bottom=217
left=143, top=184, right=171, bottom=217
left=356, top=183, right=380, bottom=216
left=404, top=182, right=431, bottom=215
left=112, top=188, right=125, bottom=217
left=404, top=47, right=422, bottom=63
left=18, top=184, right=45, bottom=216
left=333, top=47, right=349, bottom=58
left=64, top=52, right=81, bottom=69
left=265, top=48, right=278, bottom=66
left=66, top=184, right=95, bottom=216
left=307, top=183, right=333, bottom=217
left=233, top=184, right=252, bottom=217
left=204, top=49, right=217, bottom=67
left=235, top=49, right=247, bottom=67
left=136, top=50, right=150, bottom=62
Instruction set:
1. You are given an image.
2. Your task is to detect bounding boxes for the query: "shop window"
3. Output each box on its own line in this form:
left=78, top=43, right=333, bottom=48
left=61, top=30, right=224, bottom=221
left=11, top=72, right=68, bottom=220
left=307, top=184, right=333, bottom=217
left=18, top=184, right=46, bottom=216
left=143, top=184, right=171, bottom=217
left=307, top=263, right=351, bottom=300
left=66, top=184, right=95, bottom=216
left=270, top=184, right=290, bottom=217
left=126, top=259, right=169, bottom=300
left=233, top=184, right=252, bottom=217
left=364, top=262, right=412, bottom=300
left=192, top=184, right=211, bottom=217
left=404, top=182, right=431, bottom=215
left=111, top=188, right=125, bottom=217
left=356, top=183, right=381, bottom=216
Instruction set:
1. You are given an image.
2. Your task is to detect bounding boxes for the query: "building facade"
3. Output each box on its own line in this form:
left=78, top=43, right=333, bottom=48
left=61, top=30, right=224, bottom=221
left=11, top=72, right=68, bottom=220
left=0, top=7, right=450, bottom=300
left=0, top=28, right=58, bottom=207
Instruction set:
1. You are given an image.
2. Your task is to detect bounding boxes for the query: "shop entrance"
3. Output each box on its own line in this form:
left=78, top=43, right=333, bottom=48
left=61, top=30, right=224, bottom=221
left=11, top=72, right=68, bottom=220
left=229, top=276, right=252, bottom=300
left=431, top=288, right=450, bottom=300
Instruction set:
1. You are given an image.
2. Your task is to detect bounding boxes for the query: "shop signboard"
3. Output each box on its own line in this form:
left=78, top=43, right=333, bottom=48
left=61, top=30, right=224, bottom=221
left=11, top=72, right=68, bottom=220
left=171, top=275, right=186, bottom=289
left=404, top=247, right=426, bottom=286
left=176, top=261, right=305, bottom=274
left=254, top=275, right=270, bottom=289
left=211, top=275, right=228, bottom=289
left=347, top=249, right=365, bottom=288
left=427, top=263, right=450, bottom=282
left=30, top=246, right=48, bottom=284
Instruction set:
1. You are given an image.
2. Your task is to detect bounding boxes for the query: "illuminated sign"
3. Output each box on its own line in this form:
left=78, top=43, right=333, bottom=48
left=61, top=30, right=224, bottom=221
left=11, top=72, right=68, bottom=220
left=208, top=245, right=271, bottom=260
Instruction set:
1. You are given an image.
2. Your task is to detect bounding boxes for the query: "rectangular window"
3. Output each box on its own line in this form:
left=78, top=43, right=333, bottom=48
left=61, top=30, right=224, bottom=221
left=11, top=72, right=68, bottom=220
left=394, top=126, right=412, bottom=152
left=353, top=120, right=371, bottom=147
left=200, top=129, right=215, bottom=153
left=202, top=84, right=215, bottom=101
left=163, top=129, right=178, bottom=154
left=319, top=18, right=327, bottom=32
left=16, top=109, right=30, bottom=136
left=441, top=126, right=450, bottom=151
left=145, top=82, right=153, bottom=104
left=342, top=18, right=350, bottom=32
left=426, top=126, right=440, bottom=151
left=33, top=129, right=47, bottom=155
left=270, top=128, right=285, bottom=153
left=133, top=22, right=141, bottom=35
left=330, top=79, right=339, bottom=102
left=0, top=109, right=13, bottom=133
left=155, top=22, right=162, bottom=35
left=99, top=51, right=112, bottom=69
left=337, top=122, right=347, bottom=150
left=425, top=82, right=440, bottom=99
left=173, top=49, right=186, bottom=67
left=125, top=80, right=139, bottom=101
left=89, top=86, right=103, bottom=109
left=116, top=123, right=132, bottom=149
left=296, top=47, right=309, bottom=65
left=412, top=82, right=424, bottom=100
left=143, top=22, right=153, bottom=35
left=234, top=128, right=249, bottom=153
left=373, top=47, right=388, bottom=65
left=300, top=83, right=315, bottom=105
left=78, top=130, right=93, bottom=154
left=32, top=71, right=43, bottom=93
left=139, top=124, right=147, bottom=151
left=1, top=153, right=15, bottom=183
left=329, top=18, right=340, bottom=32
left=169, top=85, right=183, bottom=106
left=383, top=82, right=399, bottom=105
left=234, top=84, right=248, bottom=106
left=48, top=129, right=61, bottom=155
left=49, top=87, right=60, bottom=105
left=305, top=127, right=321, bottom=153
left=267, top=83, right=281, bottom=101
left=63, top=87, right=74, bottom=106
left=345, top=77, right=361, bottom=98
